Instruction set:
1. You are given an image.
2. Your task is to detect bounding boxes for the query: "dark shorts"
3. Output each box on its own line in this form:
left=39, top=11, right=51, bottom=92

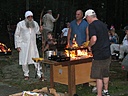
left=90, top=57, right=111, bottom=79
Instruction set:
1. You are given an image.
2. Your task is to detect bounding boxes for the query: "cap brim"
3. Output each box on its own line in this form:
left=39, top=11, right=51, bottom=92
left=83, top=16, right=86, bottom=19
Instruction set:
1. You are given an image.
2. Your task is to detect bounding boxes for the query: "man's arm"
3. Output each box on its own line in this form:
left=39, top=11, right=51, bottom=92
left=88, top=35, right=97, bottom=51
left=86, top=27, right=89, bottom=41
left=67, top=28, right=71, bottom=47
left=51, top=14, right=60, bottom=22
left=44, top=44, right=49, bottom=52
left=14, top=23, right=21, bottom=49
left=54, top=14, right=60, bottom=22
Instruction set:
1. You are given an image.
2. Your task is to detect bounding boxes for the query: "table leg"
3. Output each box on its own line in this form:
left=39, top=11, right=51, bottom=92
left=50, top=64, right=54, bottom=88
left=68, top=64, right=76, bottom=96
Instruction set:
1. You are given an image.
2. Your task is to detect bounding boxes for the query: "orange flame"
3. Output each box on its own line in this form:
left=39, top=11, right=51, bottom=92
left=65, top=34, right=92, bottom=60
left=65, top=49, right=92, bottom=59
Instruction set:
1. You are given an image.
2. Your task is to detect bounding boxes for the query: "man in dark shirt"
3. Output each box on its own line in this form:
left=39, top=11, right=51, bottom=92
left=84, top=9, right=111, bottom=96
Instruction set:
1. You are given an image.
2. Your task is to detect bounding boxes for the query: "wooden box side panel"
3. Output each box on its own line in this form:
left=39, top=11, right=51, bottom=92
left=75, top=62, right=95, bottom=85
left=53, top=65, right=68, bottom=85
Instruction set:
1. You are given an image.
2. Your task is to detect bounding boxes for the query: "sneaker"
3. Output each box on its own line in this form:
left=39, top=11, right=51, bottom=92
left=39, top=75, right=47, bottom=81
left=92, top=86, right=97, bottom=93
left=102, top=91, right=111, bottom=96
left=111, top=53, right=116, bottom=55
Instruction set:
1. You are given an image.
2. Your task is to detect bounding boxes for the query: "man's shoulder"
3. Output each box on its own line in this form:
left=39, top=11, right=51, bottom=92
left=43, top=13, right=48, bottom=18
left=70, top=20, right=76, bottom=23
left=90, top=20, right=100, bottom=27
left=19, top=20, right=24, bottom=23
left=62, top=28, right=66, bottom=30
left=82, top=19, right=87, bottom=23
left=17, top=20, right=25, bottom=25
left=92, top=20, right=103, bottom=25
left=33, top=21, right=38, bottom=24
left=82, top=19, right=88, bottom=25
left=62, top=28, right=68, bottom=32
left=44, top=13, right=48, bottom=16
left=123, top=35, right=127, bottom=40
left=44, top=13, right=52, bottom=17
left=70, top=20, right=76, bottom=26
left=63, top=28, right=68, bottom=30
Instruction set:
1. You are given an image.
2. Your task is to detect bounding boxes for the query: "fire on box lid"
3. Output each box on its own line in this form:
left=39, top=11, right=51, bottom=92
left=65, top=34, right=92, bottom=60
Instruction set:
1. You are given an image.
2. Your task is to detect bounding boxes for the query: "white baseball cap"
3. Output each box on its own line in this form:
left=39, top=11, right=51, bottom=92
left=84, top=9, right=96, bottom=18
left=25, top=11, right=33, bottom=18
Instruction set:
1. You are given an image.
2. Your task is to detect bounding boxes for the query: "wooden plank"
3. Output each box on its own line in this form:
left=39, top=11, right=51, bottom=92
left=53, top=65, right=68, bottom=85
left=45, top=58, right=95, bottom=96
left=53, top=62, right=95, bottom=85
left=43, top=57, right=92, bottom=66
left=9, top=87, right=67, bottom=96
left=61, top=57, right=92, bottom=66
left=68, top=64, right=76, bottom=96
left=50, top=64, right=54, bottom=88
left=43, top=59, right=59, bottom=65
left=75, top=62, right=95, bottom=85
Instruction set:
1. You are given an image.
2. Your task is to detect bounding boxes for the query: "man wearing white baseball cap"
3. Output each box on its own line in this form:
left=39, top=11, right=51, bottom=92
left=14, top=11, right=45, bottom=81
left=85, top=9, right=111, bottom=96
left=84, top=9, right=96, bottom=19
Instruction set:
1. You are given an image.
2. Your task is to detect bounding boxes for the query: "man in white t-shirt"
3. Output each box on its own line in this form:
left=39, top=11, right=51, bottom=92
left=61, top=22, right=70, bottom=37
left=61, top=22, right=70, bottom=44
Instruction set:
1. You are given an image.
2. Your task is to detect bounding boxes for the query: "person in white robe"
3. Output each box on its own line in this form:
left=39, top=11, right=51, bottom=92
left=14, top=11, right=44, bottom=80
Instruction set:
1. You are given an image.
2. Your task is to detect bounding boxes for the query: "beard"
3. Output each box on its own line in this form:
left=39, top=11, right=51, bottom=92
left=25, top=19, right=35, bottom=28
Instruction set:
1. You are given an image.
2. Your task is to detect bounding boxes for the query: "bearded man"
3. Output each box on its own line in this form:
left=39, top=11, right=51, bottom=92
left=14, top=11, right=44, bottom=81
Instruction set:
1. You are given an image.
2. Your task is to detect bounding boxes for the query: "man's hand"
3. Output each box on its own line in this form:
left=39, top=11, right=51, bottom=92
left=66, top=43, right=71, bottom=48
left=87, top=46, right=91, bottom=52
left=55, top=14, right=60, bottom=21
left=17, top=47, right=21, bottom=52
left=87, top=46, right=93, bottom=56
left=57, top=14, right=60, bottom=18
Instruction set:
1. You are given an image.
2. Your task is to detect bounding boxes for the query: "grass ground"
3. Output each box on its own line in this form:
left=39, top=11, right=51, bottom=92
left=0, top=49, right=128, bottom=96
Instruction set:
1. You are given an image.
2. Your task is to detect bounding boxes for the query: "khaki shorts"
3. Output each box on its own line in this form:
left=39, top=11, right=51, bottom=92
left=90, top=57, right=111, bottom=79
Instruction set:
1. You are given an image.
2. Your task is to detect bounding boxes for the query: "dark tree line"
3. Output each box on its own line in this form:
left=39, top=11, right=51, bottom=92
left=106, top=0, right=128, bottom=29
left=0, top=0, right=128, bottom=48
left=0, top=0, right=128, bottom=34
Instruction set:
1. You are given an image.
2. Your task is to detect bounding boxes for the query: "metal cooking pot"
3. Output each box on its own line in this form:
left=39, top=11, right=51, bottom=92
left=45, top=51, right=56, bottom=59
